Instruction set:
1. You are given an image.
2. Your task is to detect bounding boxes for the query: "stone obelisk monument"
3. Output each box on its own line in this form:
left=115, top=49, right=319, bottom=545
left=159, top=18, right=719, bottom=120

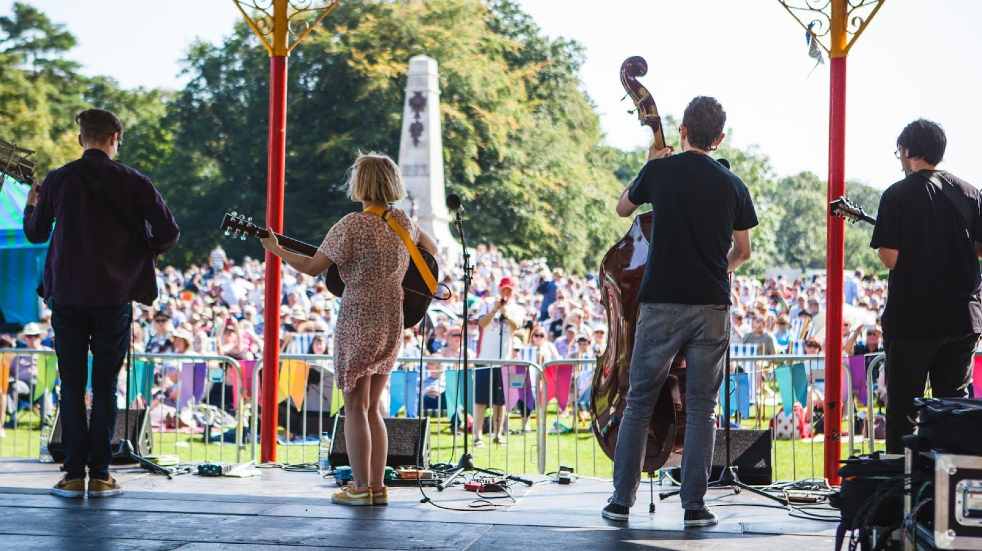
left=397, top=55, right=456, bottom=258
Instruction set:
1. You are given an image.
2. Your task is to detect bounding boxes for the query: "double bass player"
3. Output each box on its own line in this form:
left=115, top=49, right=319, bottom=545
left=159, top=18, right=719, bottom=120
left=602, top=97, right=758, bottom=526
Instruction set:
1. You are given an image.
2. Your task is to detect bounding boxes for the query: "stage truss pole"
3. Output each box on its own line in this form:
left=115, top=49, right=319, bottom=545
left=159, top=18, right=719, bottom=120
left=233, top=0, right=340, bottom=464
left=777, top=0, right=884, bottom=486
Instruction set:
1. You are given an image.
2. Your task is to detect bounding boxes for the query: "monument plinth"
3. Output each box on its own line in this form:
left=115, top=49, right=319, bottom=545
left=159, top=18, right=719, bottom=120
left=397, top=55, right=456, bottom=259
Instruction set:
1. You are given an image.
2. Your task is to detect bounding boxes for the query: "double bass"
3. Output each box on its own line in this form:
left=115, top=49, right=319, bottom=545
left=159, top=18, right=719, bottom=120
left=590, top=57, right=687, bottom=472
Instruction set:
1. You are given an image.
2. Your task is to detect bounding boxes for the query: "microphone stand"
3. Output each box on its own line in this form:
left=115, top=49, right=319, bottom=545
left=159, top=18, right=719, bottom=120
left=118, top=310, right=172, bottom=478
left=437, top=206, right=531, bottom=491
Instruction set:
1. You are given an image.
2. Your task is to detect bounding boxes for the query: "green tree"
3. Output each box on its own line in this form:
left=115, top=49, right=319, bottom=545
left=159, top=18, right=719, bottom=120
left=158, top=0, right=626, bottom=272
left=842, top=180, right=882, bottom=274
left=773, top=171, right=827, bottom=270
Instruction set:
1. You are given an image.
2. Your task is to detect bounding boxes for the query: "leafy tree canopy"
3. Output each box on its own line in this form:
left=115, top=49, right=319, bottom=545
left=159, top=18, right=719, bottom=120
left=0, top=0, right=884, bottom=276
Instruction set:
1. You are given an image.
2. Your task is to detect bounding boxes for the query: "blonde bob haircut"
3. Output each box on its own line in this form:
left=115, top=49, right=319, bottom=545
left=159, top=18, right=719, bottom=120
left=346, top=152, right=406, bottom=204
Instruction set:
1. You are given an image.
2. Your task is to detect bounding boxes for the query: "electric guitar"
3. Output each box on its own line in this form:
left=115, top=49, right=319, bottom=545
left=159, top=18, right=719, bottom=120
left=220, top=212, right=440, bottom=328
left=829, top=196, right=875, bottom=226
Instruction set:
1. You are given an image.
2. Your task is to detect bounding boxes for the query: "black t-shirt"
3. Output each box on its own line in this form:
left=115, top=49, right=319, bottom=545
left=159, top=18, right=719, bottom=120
left=870, top=170, right=982, bottom=339
left=628, top=152, right=758, bottom=305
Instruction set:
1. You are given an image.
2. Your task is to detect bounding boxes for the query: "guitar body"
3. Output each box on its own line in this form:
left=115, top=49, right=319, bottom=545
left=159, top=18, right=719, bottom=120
left=324, top=250, right=439, bottom=329
left=220, top=212, right=439, bottom=329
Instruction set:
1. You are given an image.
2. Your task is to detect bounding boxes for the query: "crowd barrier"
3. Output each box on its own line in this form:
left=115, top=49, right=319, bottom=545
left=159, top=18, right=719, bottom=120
left=0, top=349, right=247, bottom=464
left=250, top=356, right=550, bottom=473
left=0, top=346, right=899, bottom=482
left=0, top=348, right=57, bottom=460
left=133, top=353, right=246, bottom=465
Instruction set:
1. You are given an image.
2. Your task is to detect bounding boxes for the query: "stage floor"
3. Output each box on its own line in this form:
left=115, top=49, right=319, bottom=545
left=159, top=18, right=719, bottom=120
left=0, top=458, right=836, bottom=550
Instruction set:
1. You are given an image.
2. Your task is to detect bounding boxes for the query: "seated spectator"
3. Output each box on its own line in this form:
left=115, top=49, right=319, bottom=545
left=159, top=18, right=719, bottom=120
left=146, top=311, right=175, bottom=353
left=592, top=325, right=607, bottom=355
left=804, top=338, right=826, bottom=405
left=773, top=315, right=792, bottom=352
left=427, top=322, right=448, bottom=354
left=730, top=310, right=747, bottom=341
left=554, top=324, right=576, bottom=357
left=742, top=315, right=777, bottom=356
left=5, top=323, right=53, bottom=426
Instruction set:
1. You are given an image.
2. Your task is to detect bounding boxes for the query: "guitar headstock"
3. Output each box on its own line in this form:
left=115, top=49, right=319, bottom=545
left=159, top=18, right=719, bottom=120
left=220, top=211, right=264, bottom=241
left=829, top=196, right=873, bottom=224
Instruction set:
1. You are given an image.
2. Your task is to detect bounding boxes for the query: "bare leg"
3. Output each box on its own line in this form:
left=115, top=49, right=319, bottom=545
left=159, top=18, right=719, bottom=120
left=473, top=403, right=487, bottom=440
left=493, top=405, right=506, bottom=438
left=342, top=377, right=372, bottom=489
left=367, top=374, right=390, bottom=490
left=0, top=393, right=6, bottom=436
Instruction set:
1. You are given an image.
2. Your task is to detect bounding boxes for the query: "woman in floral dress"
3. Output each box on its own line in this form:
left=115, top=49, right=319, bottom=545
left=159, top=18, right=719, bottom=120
left=262, top=153, right=437, bottom=506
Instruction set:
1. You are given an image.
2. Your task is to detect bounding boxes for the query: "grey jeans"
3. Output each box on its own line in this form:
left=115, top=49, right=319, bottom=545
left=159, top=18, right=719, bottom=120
left=611, top=303, right=728, bottom=510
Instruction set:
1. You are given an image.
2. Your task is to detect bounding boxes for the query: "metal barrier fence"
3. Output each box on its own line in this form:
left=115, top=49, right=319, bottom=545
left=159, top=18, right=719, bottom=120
left=133, top=353, right=246, bottom=465
left=250, top=356, right=550, bottom=474
left=0, top=348, right=57, bottom=460
left=727, top=353, right=856, bottom=482
left=0, top=349, right=246, bottom=464
left=246, top=353, right=874, bottom=480
left=0, top=346, right=893, bottom=481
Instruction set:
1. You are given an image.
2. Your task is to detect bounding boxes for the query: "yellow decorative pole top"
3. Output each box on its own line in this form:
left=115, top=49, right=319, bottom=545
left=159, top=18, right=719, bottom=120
left=233, top=0, right=340, bottom=57
left=778, top=0, right=885, bottom=58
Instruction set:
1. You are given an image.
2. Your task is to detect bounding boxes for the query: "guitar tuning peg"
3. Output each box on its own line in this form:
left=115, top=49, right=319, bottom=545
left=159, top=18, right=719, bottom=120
left=247, top=216, right=253, bottom=224
left=224, top=229, right=230, bottom=237
left=230, top=210, right=238, bottom=217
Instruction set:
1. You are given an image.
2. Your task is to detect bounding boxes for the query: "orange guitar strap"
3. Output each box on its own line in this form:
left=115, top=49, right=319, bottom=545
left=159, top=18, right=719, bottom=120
left=363, top=206, right=438, bottom=295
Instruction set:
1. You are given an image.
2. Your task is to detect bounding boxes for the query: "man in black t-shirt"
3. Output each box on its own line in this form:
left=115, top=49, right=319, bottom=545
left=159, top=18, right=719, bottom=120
left=870, top=119, right=982, bottom=453
left=601, top=97, right=758, bottom=527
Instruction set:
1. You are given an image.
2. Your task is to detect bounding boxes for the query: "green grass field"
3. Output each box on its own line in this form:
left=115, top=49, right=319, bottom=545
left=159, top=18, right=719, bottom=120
left=2, top=406, right=884, bottom=482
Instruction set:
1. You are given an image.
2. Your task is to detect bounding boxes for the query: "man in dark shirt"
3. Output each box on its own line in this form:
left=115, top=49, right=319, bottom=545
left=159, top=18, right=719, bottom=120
left=870, top=119, right=982, bottom=453
left=23, top=109, right=179, bottom=497
left=602, top=97, right=757, bottom=527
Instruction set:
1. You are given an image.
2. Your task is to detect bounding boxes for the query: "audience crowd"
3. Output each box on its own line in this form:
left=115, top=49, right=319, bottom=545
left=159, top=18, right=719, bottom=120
left=1, top=240, right=888, bottom=437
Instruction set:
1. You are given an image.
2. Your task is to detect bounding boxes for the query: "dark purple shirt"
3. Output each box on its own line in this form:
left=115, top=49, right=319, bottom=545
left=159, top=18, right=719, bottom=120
left=23, top=149, right=179, bottom=306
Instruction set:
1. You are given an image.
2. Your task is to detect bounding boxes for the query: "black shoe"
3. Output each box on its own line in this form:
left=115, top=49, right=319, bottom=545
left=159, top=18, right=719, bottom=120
left=683, top=507, right=718, bottom=527
left=602, top=502, right=630, bottom=521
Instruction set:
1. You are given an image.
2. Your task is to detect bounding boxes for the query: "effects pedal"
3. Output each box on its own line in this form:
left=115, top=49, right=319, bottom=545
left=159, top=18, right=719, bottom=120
left=197, top=463, right=232, bottom=477
left=557, top=465, right=575, bottom=485
left=464, top=481, right=482, bottom=492
left=397, top=468, right=434, bottom=480
left=480, top=481, right=507, bottom=492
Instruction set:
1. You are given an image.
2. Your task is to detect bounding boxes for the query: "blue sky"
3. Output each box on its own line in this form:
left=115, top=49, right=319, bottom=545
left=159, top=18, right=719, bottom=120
left=3, top=1, right=981, bottom=190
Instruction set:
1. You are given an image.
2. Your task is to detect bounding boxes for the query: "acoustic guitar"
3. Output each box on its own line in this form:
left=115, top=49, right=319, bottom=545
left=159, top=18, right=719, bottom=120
left=220, top=212, right=440, bottom=328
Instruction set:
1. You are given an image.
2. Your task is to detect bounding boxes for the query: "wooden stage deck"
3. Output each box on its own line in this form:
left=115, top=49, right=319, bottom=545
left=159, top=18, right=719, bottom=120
left=0, top=458, right=836, bottom=550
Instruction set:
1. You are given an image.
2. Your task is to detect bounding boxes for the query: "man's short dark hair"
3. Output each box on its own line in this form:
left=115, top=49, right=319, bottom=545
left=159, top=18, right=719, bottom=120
left=897, top=119, right=945, bottom=165
left=76, top=108, right=123, bottom=145
left=682, top=96, right=726, bottom=150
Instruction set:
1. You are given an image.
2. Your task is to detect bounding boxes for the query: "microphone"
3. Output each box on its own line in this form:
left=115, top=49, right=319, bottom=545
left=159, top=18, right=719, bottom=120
left=446, top=193, right=462, bottom=211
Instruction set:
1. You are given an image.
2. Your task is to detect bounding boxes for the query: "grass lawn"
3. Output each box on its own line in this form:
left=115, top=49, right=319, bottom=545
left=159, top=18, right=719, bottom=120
left=2, top=406, right=884, bottom=482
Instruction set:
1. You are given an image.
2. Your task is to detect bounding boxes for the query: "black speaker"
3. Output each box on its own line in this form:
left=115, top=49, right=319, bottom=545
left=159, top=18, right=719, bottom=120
left=329, top=416, right=429, bottom=468
left=48, top=408, right=152, bottom=464
left=667, top=429, right=772, bottom=485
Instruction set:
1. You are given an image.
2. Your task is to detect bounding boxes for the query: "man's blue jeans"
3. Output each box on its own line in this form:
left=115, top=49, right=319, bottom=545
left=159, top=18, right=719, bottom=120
left=611, top=303, right=728, bottom=511
left=51, top=303, right=131, bottom=480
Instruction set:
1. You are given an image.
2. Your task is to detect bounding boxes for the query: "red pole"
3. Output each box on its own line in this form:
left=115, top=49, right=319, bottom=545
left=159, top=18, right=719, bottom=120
left=824, top=55, right=847, bottom=485
left=261, top=55, right=288, bottom=463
